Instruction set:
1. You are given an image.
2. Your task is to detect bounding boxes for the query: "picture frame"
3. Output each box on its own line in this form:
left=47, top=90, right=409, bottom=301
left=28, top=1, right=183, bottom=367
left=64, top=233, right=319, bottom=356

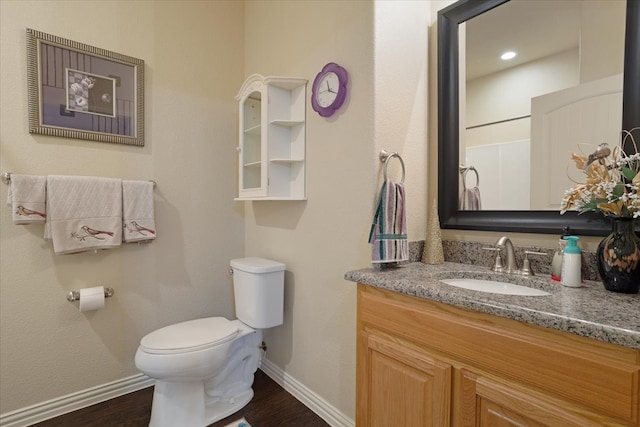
left=26, top=28, right=145, bottom=146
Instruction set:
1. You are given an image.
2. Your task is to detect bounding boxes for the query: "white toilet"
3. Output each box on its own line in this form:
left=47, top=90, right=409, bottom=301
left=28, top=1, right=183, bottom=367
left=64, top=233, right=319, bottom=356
left=135, top=257, right=285, bottom=427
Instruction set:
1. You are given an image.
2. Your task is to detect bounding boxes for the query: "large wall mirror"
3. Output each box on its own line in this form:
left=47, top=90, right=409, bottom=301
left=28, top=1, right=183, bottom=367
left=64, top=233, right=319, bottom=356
left=438, top=0, right=640, bottom=236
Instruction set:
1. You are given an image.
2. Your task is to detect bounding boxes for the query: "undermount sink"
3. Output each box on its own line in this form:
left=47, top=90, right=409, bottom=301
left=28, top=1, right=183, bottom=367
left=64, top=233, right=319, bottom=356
left=440, top=278, right=551, bottom=296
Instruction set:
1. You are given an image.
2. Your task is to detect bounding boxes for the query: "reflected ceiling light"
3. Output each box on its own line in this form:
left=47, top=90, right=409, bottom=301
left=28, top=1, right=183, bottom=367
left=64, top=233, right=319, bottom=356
left=501, top=51, right=517, bottom=60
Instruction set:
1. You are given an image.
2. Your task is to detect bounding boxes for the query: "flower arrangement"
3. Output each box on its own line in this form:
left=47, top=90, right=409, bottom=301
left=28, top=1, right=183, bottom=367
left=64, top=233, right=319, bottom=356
left=560, top=128, right=640, bottom=218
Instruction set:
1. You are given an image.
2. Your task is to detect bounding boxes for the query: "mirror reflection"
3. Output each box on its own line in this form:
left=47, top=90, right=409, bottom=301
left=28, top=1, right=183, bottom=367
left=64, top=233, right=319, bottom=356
left=460, top=0, right=626, bottom=211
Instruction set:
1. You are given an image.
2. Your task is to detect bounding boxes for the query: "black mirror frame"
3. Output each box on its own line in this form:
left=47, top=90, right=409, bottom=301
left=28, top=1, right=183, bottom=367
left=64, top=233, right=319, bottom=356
left=438, top=0, right=640, bottom=236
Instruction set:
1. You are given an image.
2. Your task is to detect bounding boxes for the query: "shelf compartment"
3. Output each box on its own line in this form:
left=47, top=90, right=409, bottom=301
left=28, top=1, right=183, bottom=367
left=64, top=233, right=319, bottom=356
left=270, top=158, right=304, bottom=164
left=270, top=120, right=304, bottom=128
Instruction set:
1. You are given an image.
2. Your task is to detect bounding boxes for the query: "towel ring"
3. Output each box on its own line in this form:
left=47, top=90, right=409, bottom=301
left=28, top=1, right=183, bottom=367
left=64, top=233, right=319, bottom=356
left=379, top=150, right=406, bottom=183
left=459, top=165, right=479, bottom=190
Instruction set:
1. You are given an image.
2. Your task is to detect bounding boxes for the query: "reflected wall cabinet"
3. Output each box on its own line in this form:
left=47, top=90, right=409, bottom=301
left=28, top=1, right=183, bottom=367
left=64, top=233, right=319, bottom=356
left=235, top=74, right=307, bottom=200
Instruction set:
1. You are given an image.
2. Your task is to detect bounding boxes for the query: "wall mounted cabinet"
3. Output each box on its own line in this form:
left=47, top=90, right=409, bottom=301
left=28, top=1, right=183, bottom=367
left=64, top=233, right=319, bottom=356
left=235, top=74, right=307, bottom=200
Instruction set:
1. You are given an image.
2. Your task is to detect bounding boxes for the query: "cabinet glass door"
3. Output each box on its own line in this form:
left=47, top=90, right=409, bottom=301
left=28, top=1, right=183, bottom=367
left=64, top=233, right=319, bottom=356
left=239, top=90, right=266, bottom=197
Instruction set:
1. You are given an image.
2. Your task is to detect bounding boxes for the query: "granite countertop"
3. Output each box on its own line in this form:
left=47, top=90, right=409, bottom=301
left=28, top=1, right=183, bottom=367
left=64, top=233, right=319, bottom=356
left=345, top=262, right=640, bottom=350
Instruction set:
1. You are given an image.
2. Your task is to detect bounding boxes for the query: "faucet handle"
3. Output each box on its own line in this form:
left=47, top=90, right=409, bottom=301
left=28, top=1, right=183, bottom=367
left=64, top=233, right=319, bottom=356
left=483, top=247, right=505, bottom=273
left=520, top=251, right=548, bottom=276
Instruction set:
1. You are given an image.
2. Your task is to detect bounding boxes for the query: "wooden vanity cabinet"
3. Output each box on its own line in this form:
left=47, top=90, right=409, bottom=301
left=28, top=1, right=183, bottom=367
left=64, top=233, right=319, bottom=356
left=356, top=284, right=640, bottom=427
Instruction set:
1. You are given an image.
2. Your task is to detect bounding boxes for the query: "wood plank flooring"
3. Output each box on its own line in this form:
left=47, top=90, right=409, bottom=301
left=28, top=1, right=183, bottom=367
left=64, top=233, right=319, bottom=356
left=32, top=369, right=329, bottom=427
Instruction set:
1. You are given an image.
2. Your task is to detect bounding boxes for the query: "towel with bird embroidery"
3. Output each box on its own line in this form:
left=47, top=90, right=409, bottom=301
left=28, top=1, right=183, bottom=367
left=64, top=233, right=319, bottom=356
left=122, top=180, right=156, bottom=243
left=6, top=174, right=47, bottom=224
left=44, top=175, right=122, bottom=254
left=369, top=179, right=408, bottom=264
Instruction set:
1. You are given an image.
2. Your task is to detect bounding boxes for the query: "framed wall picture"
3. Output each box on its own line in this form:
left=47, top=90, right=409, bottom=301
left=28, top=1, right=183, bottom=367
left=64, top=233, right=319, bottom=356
left=26, top=28, right=145, bottom=146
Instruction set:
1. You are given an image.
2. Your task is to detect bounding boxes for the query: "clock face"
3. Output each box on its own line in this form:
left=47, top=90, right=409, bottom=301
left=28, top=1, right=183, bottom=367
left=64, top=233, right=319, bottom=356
left=311, top=63, right=348, bottom=117
left=316, top=72, right=339, bottom=108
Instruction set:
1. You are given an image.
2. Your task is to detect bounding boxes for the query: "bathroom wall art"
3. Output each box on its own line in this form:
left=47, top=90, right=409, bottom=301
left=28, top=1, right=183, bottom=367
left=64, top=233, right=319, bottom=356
left=26, top=28, right=145, bottom=146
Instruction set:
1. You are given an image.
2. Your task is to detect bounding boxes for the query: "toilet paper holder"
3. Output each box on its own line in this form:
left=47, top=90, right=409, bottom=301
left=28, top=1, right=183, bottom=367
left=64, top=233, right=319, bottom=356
left=66, top=287, right=115, bottom=302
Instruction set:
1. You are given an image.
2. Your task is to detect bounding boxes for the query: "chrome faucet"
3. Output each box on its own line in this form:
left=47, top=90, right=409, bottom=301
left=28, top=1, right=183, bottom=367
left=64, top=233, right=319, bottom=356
left=495, top=236, right=519, bottom=274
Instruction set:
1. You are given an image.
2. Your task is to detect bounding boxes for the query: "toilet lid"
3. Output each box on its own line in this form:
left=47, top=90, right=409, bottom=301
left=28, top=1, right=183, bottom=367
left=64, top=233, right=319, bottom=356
left=140, top=317, right=238, bottom=354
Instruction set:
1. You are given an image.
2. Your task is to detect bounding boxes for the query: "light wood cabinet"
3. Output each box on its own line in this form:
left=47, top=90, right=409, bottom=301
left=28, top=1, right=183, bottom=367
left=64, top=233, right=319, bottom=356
left=357, top=284, right=640, bottom=427
left=360, top=331, right=451, bottom=426
left=235, top=74, right=307, bottom=200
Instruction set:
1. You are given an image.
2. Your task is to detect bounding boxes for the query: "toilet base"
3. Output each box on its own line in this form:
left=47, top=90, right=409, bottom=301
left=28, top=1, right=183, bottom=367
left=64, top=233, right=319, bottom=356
left=148, top=380, right=254, bottom=427
left=146, top=322, right=263, bottom=427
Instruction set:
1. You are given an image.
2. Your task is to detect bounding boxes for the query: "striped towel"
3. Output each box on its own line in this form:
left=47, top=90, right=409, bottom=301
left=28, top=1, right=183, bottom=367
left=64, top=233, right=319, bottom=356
left=369, top=179, right=408, bottom=264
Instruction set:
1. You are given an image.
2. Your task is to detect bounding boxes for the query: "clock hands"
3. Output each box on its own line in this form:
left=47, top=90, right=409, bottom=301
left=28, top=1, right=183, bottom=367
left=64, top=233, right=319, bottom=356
left=319, top=80, right=337, bottom=95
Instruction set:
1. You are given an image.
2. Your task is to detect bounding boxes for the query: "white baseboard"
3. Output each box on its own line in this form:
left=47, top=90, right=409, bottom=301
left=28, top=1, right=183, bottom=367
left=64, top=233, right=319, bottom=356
left=259, top=359, right=354, bottom=427
left=0, top=374, right=154, bottom=427
left=0, top=363, right=353, bottom=427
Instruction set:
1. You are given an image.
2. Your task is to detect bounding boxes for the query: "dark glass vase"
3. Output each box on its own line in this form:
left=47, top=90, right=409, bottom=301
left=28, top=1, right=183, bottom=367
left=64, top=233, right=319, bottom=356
left=596, top=218, right=640, bottom=294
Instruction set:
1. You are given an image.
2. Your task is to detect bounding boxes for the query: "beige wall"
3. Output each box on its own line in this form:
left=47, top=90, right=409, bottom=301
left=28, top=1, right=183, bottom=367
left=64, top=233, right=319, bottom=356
left=242, top=1, right=374, bottom=419
left=0, top=0, right=245, bottom=414
left=242, top=0, right=430, bottom=420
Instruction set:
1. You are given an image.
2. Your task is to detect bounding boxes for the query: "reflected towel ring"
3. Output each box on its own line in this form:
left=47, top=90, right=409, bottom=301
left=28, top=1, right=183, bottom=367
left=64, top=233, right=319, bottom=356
left=459, top=165, right=479, bottom=190
left=379, top=150, right=406, bottom=183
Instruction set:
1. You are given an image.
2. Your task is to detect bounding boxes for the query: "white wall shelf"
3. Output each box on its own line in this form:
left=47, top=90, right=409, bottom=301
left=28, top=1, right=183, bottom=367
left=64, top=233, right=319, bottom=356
left=235, top=74, right=307, bottom=201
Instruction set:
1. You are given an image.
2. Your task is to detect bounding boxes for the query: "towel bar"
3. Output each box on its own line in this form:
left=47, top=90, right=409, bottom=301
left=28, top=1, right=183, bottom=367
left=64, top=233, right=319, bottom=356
left=378, top=150, right=406, bottom=183
left=1, top=172, right=156, bottom=187
left=66, top=287, right=115, bottom=302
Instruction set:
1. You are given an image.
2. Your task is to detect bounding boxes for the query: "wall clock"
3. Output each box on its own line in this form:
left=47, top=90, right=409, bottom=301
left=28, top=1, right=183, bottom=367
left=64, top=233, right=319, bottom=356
left=311, top=62, right=348, bottom=117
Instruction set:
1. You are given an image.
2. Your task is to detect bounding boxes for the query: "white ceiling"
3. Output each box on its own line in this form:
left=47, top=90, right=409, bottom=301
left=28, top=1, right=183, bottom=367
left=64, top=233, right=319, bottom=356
left=465, top=0, right=595, bottom=80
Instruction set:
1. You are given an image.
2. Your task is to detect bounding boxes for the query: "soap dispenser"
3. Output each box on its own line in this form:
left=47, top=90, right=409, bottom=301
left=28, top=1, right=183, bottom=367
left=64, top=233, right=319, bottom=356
left=561, top=236, right=582, bottom=287
left=551, top=227, right=570, bottom=281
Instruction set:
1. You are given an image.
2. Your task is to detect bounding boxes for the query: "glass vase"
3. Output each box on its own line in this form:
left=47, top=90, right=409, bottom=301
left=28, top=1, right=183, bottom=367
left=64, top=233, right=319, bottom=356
left=596, top=217, right=640, bottom=294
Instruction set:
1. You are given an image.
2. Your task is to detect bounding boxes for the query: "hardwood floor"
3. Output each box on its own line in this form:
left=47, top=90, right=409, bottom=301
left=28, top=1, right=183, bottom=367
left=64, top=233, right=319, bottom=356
left=32, top=369, right=329, bottom=427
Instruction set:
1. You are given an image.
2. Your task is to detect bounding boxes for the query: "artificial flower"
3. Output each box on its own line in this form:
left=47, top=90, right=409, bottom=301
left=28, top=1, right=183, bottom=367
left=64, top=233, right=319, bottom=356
left=561, top=128, right=640, bottom=218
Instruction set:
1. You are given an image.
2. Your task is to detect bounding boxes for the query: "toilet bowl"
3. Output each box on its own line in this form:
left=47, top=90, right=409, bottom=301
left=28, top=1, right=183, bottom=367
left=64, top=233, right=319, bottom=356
left=135, top=257, right=285, bottom=427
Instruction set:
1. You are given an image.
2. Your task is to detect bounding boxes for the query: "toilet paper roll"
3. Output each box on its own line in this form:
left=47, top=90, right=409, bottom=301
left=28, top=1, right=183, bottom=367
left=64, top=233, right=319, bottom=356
left=79, top=286, right=105, bottom=312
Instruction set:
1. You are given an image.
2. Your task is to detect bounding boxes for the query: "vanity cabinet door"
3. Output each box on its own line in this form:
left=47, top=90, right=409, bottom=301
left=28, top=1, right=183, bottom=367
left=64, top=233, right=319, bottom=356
left=454, top=369, right=606, bottom=427
left=358, top=331, right=452, bottom=427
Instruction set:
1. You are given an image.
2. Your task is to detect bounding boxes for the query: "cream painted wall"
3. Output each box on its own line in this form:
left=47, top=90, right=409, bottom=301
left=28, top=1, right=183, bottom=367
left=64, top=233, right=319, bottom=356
left=242, top=0, right=429, bottom=421
left=0, top=0, right=245, bottom=414
left=374, top=1, right=430, bottom=240
left=242, top=1, right=373, bottom=420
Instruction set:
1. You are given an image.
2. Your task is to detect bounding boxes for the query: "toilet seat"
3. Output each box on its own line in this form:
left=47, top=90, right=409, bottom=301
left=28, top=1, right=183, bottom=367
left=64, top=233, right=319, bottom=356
left=140, top=317, right=238, bottom=355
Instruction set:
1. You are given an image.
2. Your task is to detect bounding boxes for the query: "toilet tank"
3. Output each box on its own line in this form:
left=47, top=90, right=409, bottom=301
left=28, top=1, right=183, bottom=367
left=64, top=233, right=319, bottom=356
left=230, top=257, right=285, bottom=329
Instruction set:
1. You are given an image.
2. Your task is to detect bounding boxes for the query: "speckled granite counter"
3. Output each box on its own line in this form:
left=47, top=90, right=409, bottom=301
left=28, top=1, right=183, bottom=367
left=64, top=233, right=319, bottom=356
left=345, top=262, right=640, bottom=350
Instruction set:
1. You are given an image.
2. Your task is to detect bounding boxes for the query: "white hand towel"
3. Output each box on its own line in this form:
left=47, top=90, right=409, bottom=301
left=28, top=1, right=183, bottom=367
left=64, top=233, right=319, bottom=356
left=45, top=175, right=122, bottom=254
left=6, top=174, right=47, bottom=224
left=368, top=179, right=408, bottom=264
left=122, top=180, right=156, bottom=243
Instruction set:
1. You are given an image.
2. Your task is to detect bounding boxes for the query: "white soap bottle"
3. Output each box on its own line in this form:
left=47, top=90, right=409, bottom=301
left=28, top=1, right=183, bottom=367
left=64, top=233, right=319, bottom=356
left=561, top=236, right=582, bottom=287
